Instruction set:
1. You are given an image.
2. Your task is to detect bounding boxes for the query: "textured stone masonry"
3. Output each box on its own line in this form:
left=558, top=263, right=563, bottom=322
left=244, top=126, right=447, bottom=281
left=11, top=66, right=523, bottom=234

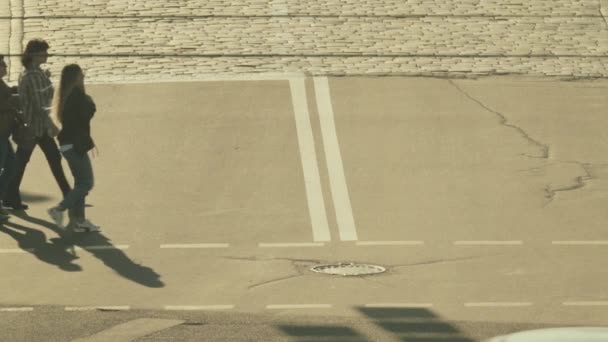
left=38, top=56, right=607, bottom=83
left=1, top=0, right=607, bottom=81
left=23, top=17, right=608, bottom=56
left=21, top=0, right=606, bottom=17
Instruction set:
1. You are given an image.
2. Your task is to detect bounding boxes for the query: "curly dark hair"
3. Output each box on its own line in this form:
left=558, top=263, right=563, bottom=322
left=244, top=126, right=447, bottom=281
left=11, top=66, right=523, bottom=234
left=21, top=39, right=50, bottom=68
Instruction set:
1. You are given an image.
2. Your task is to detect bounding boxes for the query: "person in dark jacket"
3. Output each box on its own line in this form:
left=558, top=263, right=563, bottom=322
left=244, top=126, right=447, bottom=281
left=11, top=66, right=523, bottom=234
left=47, top=64, right=99, bottom=232
left=0, top=55, right=19, bottom=221
left=4, top=39, right=71, bottom=210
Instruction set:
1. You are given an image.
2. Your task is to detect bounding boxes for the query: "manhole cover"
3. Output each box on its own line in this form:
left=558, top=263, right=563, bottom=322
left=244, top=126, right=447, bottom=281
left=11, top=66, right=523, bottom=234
left=310, top=263, right=386, bottom=276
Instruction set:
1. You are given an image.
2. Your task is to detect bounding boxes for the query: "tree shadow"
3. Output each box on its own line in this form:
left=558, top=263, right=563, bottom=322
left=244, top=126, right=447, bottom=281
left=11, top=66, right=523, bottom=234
left=275, top=307, right=477, bottom=341
left=0, top=222, right=81, bottom=272
left=9, top=211, right=164, bottom=288
left=276, top=325, right=370, bottom=342
left=358, top=307, right=476, bottom=342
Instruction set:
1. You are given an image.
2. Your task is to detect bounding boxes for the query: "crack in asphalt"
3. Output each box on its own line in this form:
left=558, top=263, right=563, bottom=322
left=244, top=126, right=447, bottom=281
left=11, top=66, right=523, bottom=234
left=223, top=256, right=321, bottom=290
left=447, top=80, right=606, bottom=206
left=543, top=161, right=596, bottom=206
left=248, top=273, right=308, bottom=290
left=448, top=79, right=550, bottom=159
left=390, top=254, right=499, bottom=270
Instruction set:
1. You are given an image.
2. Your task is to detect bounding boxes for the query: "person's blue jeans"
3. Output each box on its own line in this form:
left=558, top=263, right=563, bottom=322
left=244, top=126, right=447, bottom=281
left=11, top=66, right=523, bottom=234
left=0, top=138, right=16, bottom=201
left=60, top=149, right=94, bottom=221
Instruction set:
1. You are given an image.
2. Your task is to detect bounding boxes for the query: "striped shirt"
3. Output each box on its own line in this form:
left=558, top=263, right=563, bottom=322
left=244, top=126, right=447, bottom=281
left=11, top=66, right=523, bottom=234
left=18, top=66, right=54, bottom=138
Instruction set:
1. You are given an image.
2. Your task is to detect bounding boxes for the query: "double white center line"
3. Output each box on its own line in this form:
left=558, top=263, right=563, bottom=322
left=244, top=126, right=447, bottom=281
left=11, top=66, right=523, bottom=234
left=289, top=76, right=359, bottom=243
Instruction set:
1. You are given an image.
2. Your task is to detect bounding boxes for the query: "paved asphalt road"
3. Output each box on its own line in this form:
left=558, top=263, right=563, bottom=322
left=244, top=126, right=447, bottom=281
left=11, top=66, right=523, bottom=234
left=0, top=76, right=607, bottom=341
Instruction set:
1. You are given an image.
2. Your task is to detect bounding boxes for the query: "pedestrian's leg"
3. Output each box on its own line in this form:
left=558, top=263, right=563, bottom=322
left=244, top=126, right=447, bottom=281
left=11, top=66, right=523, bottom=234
left=4, top=142, right=35, bottom=207
left=0, top=140, right=14, bottom=218
left=50, top=150, right=93, bottom=229
left=0, top=141, right=16, bottom=199
left=38, top=135, right=71, bottom=197
left=76, top=153, right=93, bottom=226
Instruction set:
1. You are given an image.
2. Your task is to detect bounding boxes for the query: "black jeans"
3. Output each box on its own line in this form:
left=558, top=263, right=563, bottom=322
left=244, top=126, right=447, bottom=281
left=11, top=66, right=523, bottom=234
left=0, top=138, right=16, bottom=200
left=4, top=134, right=71, bottom=205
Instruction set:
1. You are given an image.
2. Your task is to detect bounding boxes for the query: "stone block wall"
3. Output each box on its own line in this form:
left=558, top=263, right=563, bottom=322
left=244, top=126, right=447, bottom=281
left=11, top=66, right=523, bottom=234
left=1, top=0, right=607, bottom=82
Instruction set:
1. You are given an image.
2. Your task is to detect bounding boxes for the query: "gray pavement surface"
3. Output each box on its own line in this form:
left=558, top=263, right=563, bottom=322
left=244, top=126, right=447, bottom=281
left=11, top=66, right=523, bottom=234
left=0, top=76, right=606, bottom=341
left=0, top=305, right=565, bottom=342
left=0, top=1, right=607, bottom=340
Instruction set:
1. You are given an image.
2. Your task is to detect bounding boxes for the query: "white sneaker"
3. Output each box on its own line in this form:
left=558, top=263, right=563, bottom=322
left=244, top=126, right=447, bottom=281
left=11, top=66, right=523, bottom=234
left=47, top=207, right=65, bottom=228
left=73, top=219, right=101, bottom=233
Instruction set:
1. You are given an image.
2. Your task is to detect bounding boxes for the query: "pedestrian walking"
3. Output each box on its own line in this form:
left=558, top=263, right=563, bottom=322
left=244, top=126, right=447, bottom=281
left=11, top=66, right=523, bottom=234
left=0, top=55, right=19, bottom=221
left=4, top=39, right=71, bottom=210
left=47, top=64, right=99, bottom=232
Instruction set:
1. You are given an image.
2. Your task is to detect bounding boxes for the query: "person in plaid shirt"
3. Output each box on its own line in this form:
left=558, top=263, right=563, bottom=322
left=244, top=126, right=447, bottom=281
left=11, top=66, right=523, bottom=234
left=3, top=39, right=71, bottom=210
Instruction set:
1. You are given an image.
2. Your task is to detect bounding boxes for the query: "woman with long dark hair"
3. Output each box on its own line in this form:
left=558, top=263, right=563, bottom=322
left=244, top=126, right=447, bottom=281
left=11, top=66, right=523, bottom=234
left=47, top=64, right=99, bottom=232
left=4, top=39, right=71, bottom=210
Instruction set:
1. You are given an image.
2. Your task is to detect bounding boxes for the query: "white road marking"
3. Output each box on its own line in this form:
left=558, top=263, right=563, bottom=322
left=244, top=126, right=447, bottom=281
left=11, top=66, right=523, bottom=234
left=0, top=248, right=34, bottom=253
left=454, top=241, right=523, bottom=245
left=75, top=245, right=129, bottom=251
left=464, top=302, right=533, bottom=307
left=314, top=77, right=358, bottom=241
left=266, top=304, right=332, bottom=309
left=398, top=333, right=469, bottom=339
left=70, top=318, right=184, bottom=342
left=258, top=242, right=325, bottom=248
left=65, top=306, right=131, bottom=311
left=563, top=301, right=608, bottom=306
left=0, top=307, right=34, bottom=312
left=552, top=241, right=608, bottom=245
left=160, top=244, right=229, bottom=249
left=356, top=241, right=424, bottom=246
left=164, top=305, right=234, bottom=311
left=289, top=77, right=331, bottom=242
left=364, top=303, right=433, bottom=308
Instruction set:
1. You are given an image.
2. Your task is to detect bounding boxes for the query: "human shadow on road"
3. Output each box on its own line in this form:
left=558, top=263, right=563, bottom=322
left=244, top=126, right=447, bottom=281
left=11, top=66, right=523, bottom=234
left=20, top=191, right=53, bottom=203
left=10, top=211, right=164, bottom=288
left=0, top=221, right=81, bottom=272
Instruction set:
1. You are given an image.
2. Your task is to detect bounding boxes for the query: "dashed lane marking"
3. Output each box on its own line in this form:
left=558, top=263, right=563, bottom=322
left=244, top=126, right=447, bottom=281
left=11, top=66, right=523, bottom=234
left=454, top=241, right=524, bottom=246
left=464, top=302, right=533, bottom=307
left=160, top=244, right=230, bottom=249
left=356, top=241, right=424, bottom=246
left=75, top=245, right=130, bottom=251
left=258, top=242, right=325, bottom=248
left=164, top=305, right=234, bottom=311
left=364, top=303, right=433, bottom=308
left=563, top=301, right=608, bottom=306
left=0, top=307, right=34, bottom=312
left=552, top=241, right=608, bottom=245
left=266, top=304, right=332, bottom=309
left=0, top=248, right=34, bottom=253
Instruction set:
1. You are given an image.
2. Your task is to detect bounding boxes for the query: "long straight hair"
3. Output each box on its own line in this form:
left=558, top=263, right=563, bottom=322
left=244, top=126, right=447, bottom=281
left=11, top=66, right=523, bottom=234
left=51, top=64, right=83, bottom=124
